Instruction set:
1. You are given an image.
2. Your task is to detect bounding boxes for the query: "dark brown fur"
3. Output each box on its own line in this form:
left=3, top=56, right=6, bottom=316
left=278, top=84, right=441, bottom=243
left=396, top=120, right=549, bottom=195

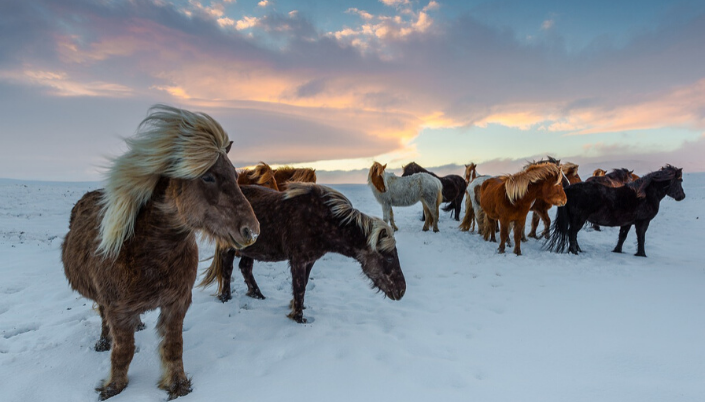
left=62, top=155, right=259, bottom=400
left=200, top=184, right=406, bottom=323
left=527, top=161, right=582, bottom=240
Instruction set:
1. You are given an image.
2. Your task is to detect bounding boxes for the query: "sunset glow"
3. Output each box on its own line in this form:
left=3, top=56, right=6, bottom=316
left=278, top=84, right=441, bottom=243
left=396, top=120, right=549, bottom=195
left=1, top=0, right=704, bottom=182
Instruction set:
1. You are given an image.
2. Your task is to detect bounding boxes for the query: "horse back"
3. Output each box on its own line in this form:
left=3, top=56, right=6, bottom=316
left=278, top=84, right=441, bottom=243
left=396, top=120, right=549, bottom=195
left=566, top=182, right=651, bottom=226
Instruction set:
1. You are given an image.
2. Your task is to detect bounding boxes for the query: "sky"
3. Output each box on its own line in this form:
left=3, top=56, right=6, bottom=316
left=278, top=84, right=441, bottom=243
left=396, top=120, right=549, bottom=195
left=1, top=0, right=704, bottom=182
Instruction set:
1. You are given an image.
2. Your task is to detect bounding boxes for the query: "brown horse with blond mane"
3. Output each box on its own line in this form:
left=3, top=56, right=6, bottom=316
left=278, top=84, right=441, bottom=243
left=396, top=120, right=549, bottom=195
left=526, top=160, right=582, bottom=239
left=273, top=166, right=317, bottom=189
left=237, top=162, right=280, bottom=191
left=480, top=163, right=567, bottom=255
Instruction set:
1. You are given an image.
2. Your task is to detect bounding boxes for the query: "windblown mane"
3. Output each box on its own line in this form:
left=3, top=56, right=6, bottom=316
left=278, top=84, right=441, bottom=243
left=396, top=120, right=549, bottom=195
left=99, top=104, right=231, bottom=258
left=627, top=165, right=681, bottom=198
left=243, top=162, right=277, bottom=187
left=284, top=183, right=396, bottom=252
left=523, top=156, right=560, bottom=170
left=560, top=162, right=580, bottom=177
left=501, top=163, right=562, bottom=204
left=289, top=168, right=317, bottom=183
left=607, top=168, right=634, bottom=182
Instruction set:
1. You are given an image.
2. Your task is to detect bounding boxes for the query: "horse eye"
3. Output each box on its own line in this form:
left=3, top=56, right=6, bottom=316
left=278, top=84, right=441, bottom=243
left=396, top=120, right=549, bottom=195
left=201, top=173, right=216, bottom=183
left=385, top=257, right=394, bottom=263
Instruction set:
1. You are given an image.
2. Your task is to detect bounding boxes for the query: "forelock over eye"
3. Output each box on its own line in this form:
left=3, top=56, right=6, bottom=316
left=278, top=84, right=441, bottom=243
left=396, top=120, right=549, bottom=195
left=202, top=173, right=216, bottom=183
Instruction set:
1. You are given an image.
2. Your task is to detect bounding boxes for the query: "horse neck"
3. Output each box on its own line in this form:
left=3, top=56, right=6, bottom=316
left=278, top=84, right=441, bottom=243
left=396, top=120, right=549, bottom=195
left=325, top=219, right=370, bottom=260
left=643, top=179, right=669, bottom=201
left=139, top=177, right=193, bottom=245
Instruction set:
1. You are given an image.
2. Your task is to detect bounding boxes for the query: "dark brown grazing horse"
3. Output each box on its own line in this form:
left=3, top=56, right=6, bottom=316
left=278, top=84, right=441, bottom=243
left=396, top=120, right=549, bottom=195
left=273, top=166, right=317, bottom=189
left=526, top=161, right=582, bottom=239
left=237, top=162, right=280, bottom=191
left=585, top=168, right=639, bottom=230
left=479, top=163, right=567, bottom=255
left=402, top=162, right=467, bottom=221
left=200, top=183, right=406, bottom=323
left=61, top=105, right=259, bottom=400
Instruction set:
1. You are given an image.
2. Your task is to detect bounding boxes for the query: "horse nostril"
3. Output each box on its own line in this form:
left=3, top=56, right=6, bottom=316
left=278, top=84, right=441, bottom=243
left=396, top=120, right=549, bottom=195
left=241, top=227, right=251, bottom=241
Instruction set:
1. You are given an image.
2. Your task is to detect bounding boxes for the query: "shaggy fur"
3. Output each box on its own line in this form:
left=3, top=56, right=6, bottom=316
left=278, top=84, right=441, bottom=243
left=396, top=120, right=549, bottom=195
left=367, top=162, right=443, bottom=232
left=402, top=162, right=468, bottom=221
left=237, top=162, right=279, bottom=191
left=480, top=164, right=567, bottom=255
left=546, top=165, right=685, bottom=257
left=98, top=105, right=231, bottom=258
left=593, top=168, right=606, bottom=176
left=200, top=183, right=406, bottom=323
left=61, top=105, right=259, bottom=400
left=585, top=168, right=639, bottom=230
left=273, top=166, right=317, bottom=189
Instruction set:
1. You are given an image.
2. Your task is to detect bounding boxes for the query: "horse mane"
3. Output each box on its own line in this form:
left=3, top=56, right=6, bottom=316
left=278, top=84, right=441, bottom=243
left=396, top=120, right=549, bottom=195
left=627, top=165, right=681, bottom=198
left=593, top=168, right=606, bottom=176
left=246, top=162, right=277, bottom=187
left=523, top=156, right=560, bottom=170
left=560, top=162, right=579, bottom=177
left=368, top=162, right=387, bottom=192
left=501, top=163, right=562, bottom=204
left=99, top=104, right=230, bottom=258
left=288, top=168, right=317, bottom=183
left=284, top=182, right=396, bottom=252
left=403, top=162, right=428, bottom=174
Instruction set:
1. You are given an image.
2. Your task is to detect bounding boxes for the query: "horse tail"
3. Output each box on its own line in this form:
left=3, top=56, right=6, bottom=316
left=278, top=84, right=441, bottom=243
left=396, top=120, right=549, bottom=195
left=544, top=205, right=569, bottom=252
left=459, top=193, right=474, bottom=231
left=441, top=201, right=454, bottom=212
left=198, top=238, right=228, bottom=294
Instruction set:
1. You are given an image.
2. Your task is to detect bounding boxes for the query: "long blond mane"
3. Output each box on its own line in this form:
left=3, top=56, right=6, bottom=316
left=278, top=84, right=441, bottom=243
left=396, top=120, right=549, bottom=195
left=502, top=163, right=562, bottom=204
left=284, top=182, right=396, bottom=252
left=98, top=104, right=231, bottom=258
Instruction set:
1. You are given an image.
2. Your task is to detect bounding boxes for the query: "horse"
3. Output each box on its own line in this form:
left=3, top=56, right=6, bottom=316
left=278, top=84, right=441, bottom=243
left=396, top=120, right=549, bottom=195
left=61, top=105, right=260, bottom=400
left=479, top=163, right=567, bottom=255
left=545, top=165, right=685, bottom=257
left=585, top=168, right=640, bottom=230
left=526, top=160, right=582, bottom=239
left=237, top=162, right=279, bottom=191
left=402, top=162, right=467, bottom=221
left=367, top=162, right=443, bottom=232
left=199, top=183, right=406, bottom=323
left=592, top=168, right=607, bottom=177
left=464, top=163, right=478, bottom=183
left=273, top=166, right=317, bottom=189
left=459, top=175, right=492, bottom=233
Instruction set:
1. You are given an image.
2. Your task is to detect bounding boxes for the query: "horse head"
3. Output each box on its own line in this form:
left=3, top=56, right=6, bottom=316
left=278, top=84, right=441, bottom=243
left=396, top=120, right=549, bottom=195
left=593, top=168, right=606, bottom=177
left=358, top=224, right=406, bottom=301
left=666, top=166, right=686, bottom=201
left=464, top=163, right=477, bottom=183
left=368, top=162, right=387, bottom=193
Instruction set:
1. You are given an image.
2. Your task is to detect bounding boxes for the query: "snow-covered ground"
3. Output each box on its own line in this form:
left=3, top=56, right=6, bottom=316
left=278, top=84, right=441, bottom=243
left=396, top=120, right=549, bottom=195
left=1, top=175, right=704, bottom=402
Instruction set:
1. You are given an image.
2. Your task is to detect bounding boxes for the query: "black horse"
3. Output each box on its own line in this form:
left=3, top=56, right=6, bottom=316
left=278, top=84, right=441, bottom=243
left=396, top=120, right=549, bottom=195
left=402, top=162, right=467, bottom=220
left=545, top=165, right=685, bottom=257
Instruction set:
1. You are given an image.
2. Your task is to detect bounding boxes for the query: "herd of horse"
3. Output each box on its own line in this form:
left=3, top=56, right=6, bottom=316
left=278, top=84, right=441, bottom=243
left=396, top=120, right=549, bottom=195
left=60, top=105, right=686, bottom=400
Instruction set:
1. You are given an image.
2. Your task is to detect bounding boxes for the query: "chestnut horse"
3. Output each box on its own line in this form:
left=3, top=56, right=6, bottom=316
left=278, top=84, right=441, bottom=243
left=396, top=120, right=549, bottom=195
left=546, top=165, right=685, bottom=257
left=368, top=162, right=443, bottom=232
left=273, top=166, right=317, bottom=189
left=61, top=105, right=259, bottom=400
left=585, top=168, right=639, bottom=230
left=526, top=161, right=582, bottom=239
left=592, top=168, right=606, bottom=177
left=402, top=162, right=467, bottom=221
left=237, top=162, right=280, bottom=191
left=200, top=183, right=406, bottom=323
left=479, top=163, right=567, bottom=255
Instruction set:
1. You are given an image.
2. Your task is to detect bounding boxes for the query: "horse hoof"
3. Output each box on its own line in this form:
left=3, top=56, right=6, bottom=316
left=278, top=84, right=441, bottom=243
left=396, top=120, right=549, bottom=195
left=634, top=253, right=647, bottom=257
left=97, top=382, right=127, bottom=400
left=94, top=338, right=111, bottom=352
left=165, top=378, right=192, bottom=400
left=218, top=293, right=232, bottom=303
left=246, top=289, right=266, bottom=300
left=433, top=228, right=439, bottom=233
left=422, top=227, right=429, bottom=232
left=288, top=312, right=307, bottom=323
left=527, top=233, right=537, bottom=239
left=612, top=249, right=622, bottom=253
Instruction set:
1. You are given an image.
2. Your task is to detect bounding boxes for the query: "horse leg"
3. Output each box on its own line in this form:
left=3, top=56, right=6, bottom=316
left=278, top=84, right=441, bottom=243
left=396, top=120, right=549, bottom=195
left=488, top=218, right=497, bottom=242
left=506, top=222, right=513, bottom=248
left=97, top=311, right=138, bottom=400
left=538, top=209, right=551, bottom=239
left=612, top=225, right=631, bottom=253
left=454, top=196, right=462, bottom=221
left=421, top=203, right=431, bottom=231
left=288, top=260, right=308, bottom=323
left=433, top=195, right=441, bottom=232
left=218, top=248, right=236, bottom=302
left=634, top=220, right=650, bottom=257
left=528, top=212, right=540, bottom=239
left=498, top=220, right=510, bottom=254
left=513, top=218, right=526, bottom=255
left=568, top=216, right=584, bottom=254
left=157, top=302, right=192, bottom=400
left=239, top=256, right=265, bottom=299
left=388, top=207, right=399, bottom=232
left=95, top=305, right=112, bottom=352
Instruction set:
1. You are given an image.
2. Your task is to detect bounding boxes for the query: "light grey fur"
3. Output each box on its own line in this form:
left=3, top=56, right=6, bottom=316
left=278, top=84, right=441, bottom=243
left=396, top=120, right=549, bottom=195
left=368, top=171, right=443, bottom=232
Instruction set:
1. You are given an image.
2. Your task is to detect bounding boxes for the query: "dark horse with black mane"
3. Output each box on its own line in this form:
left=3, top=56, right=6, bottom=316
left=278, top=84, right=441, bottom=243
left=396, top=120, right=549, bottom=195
left=402, top=162, right=467, bottom=220
left=545, top=165, right=685, bottom=257
left=200, top=183, right=406, bottom=323
left=584, top=168, right=640, bottom=231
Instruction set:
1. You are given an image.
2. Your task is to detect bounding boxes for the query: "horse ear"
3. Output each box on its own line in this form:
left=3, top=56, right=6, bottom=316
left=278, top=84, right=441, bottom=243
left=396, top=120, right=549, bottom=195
left=382, top=164, right=387, bottom=171
left=225, top=141, right=233, bottom=154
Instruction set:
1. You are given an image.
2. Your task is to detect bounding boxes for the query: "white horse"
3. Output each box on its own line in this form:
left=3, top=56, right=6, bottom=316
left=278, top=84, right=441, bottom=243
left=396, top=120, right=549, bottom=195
left=459, top=175, right=492, bottom=233
left=367, top=162, right=443, bottom=232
